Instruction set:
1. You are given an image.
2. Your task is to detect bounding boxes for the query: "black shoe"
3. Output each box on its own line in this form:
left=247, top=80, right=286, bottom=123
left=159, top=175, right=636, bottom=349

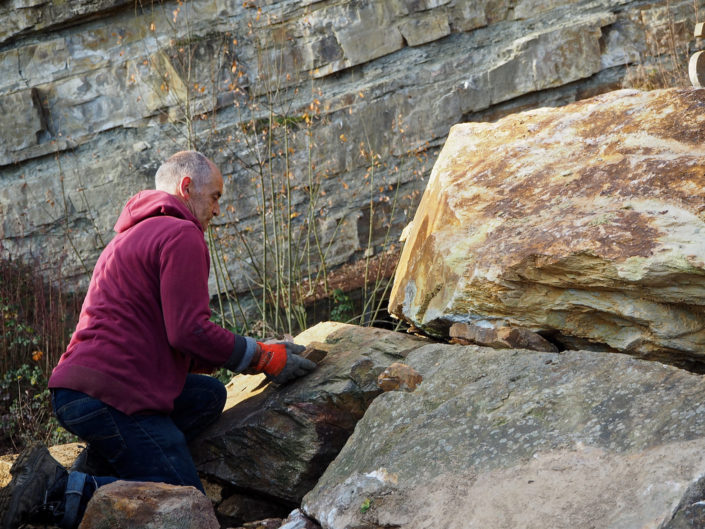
left=0, top=444, right=67, bottom=529
left=28, top=471, right=90, bottom=529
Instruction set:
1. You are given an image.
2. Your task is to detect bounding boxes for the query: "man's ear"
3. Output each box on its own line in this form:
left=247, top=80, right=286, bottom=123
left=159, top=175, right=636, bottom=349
left=178, top=176, right=192, bottom=199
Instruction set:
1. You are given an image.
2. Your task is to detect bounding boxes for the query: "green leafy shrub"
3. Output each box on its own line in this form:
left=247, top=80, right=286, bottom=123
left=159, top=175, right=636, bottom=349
left=0, top=364, right=77, bottom=452
left=0, top=255, right=81, bottom=453
left=330, top=288, right=355, bottom=323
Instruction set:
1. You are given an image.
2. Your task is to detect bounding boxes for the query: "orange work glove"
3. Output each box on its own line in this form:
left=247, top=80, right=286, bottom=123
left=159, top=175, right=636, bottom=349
left=252, top=342, right=316, bottom=384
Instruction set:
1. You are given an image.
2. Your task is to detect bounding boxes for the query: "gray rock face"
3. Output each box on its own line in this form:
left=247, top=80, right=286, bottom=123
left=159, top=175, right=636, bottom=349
left=280, top=509, right=323, bottom=529
left=303, top=344, right=705, bottom=529
left=0, top=1, right=132, bottom=45
left=0, top=0, right=701, bottom=294
left=191, top=322, right=427, bottom=503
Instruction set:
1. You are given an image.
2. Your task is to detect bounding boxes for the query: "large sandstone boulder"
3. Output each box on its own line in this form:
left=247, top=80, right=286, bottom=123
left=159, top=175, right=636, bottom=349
left=389, top=88, right=705, bottom=364
left=191, top=322, right=427, bottom=503
left=303, top=343, right=705, bottom=529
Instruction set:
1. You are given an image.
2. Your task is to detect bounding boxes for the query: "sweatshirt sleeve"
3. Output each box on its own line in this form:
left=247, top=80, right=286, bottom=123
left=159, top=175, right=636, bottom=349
left=159, top=225, right=248, bottom=369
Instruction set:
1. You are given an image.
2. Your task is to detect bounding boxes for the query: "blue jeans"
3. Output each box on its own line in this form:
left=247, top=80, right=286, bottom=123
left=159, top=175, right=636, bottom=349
left=52, top=374, right=227, bottom=495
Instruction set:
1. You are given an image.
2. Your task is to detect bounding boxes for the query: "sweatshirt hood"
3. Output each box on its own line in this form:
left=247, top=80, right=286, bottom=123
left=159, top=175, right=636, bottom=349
left=114, top=190, right=202, bottom=233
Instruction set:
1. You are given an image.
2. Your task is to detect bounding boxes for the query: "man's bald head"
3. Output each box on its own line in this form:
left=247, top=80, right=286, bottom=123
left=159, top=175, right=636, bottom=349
left=155, top=150, right=216, bottom=193
left=155, top=150, right=224, bottom=230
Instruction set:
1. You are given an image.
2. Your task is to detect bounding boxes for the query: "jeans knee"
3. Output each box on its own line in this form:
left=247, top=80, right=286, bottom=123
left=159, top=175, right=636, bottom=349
left=187, top=374, right=226, bottom=413
left=213, top=380, right=226, bottom=412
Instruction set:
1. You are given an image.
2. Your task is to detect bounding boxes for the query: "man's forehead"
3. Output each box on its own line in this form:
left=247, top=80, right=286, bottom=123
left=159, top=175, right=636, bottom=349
left=204, top=160, right=222, bottom=182
left=211, top=170, right=224, bottom=193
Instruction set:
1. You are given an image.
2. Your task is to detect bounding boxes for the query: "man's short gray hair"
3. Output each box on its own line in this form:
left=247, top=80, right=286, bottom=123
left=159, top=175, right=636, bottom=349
left=155, top=150, right=213, bottom=193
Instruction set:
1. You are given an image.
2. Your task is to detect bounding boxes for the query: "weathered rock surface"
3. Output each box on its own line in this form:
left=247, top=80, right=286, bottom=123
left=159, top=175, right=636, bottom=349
left=450, top=321, right=559, bottom=352
left=0, top=0, right=702, bottom=295
left=279, top=509, right=322, bottom=529
left=376, top=362, right=423, bottom=392
left=389, top=87, right=705, bottom=364
left=78, top=481, right=219, bottom=529
left=191, top=322, right=427, bottom=503
left=302, top=343, right=705, bottom=529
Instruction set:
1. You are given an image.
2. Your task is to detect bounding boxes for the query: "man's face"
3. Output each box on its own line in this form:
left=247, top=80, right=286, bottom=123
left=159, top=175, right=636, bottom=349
left=184, top=165, right=223, bottom=230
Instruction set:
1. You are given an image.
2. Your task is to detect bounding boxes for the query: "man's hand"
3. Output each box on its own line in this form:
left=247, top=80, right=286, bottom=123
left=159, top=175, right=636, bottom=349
left=255, top=341, right=317, bottom=384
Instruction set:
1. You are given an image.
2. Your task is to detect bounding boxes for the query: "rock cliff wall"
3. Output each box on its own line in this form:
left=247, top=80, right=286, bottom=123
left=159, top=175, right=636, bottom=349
left=0, top=0, right=701, bottom=295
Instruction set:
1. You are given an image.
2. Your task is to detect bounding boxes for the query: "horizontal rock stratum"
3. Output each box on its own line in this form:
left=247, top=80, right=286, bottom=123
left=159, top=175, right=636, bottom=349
left=389, top=88, right=705, bottom=362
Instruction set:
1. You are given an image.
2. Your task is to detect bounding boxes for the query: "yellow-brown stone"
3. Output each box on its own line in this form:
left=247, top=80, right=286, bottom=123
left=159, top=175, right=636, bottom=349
left=390, top=88, right=705, bottom=362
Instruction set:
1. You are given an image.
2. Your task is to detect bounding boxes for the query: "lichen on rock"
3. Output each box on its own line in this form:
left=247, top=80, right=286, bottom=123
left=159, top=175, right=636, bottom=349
left=390, top=88, right=705, bottom=365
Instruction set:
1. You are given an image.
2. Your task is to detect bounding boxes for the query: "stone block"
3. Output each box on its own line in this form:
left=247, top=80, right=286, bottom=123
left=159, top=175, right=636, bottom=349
left=334, top=4, right=404, bottom=66
left=17, top=39, right=70, bottom=86
left=450, top=2, right=488, bottom=31
left=513, top=0, right=581, bottom=20
left=0, top=89, right=43, bottom=163
left=377, top=362, right=423, bottom=392
left=488, top=18, right=610, bottom=105
left=389, top=87, right=705, bottom=362
left=398, top=12, right=451, bottom=46
left=304, top=343, right=705, bottom=528
left=191, top=322, right=427, bottom=503
left=450, top=322, right=559, bottom=352
left=78, top=481, right=219, bottom=529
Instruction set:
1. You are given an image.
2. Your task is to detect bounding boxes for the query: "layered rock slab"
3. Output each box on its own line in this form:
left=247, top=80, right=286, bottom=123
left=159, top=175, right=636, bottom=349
left=303, top=344, right=705, bottom=529
left=389, top=88, right=705, bottom=362
left=191, top=322, right=427, bottom=503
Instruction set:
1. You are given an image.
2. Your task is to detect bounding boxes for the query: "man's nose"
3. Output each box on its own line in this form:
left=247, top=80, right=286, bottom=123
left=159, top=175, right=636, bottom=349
left=213, top=202, right=220, bottom=216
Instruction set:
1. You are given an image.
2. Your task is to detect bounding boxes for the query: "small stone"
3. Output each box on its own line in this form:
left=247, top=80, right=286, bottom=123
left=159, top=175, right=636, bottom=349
left=377, top=362, right=423, bottom=392
left=496, top=327, right=558, bottom=353
left=240, top=517, right=283, bottom=529
left=132, top=141, right=151, bottom=152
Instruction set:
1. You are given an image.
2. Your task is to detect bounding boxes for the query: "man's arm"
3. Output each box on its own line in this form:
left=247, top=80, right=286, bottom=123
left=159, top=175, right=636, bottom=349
left=159, top=225, right=315, bottom=383
left=159, top=225, right=249, bottom=368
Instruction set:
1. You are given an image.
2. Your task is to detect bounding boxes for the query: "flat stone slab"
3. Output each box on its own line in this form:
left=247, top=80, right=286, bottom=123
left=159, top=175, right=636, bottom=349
left=191, top=322, right=427, bottom=503
left=303, top=344, right=705, bottom=529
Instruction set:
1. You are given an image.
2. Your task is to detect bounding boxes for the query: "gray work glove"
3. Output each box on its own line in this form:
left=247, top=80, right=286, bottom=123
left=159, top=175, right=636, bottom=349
left=265, top=342, right=317, bottom=385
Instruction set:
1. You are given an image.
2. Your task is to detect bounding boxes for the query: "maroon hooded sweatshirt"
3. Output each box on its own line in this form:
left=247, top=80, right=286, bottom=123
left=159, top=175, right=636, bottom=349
left=49, top=190, right=252, bottom=415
